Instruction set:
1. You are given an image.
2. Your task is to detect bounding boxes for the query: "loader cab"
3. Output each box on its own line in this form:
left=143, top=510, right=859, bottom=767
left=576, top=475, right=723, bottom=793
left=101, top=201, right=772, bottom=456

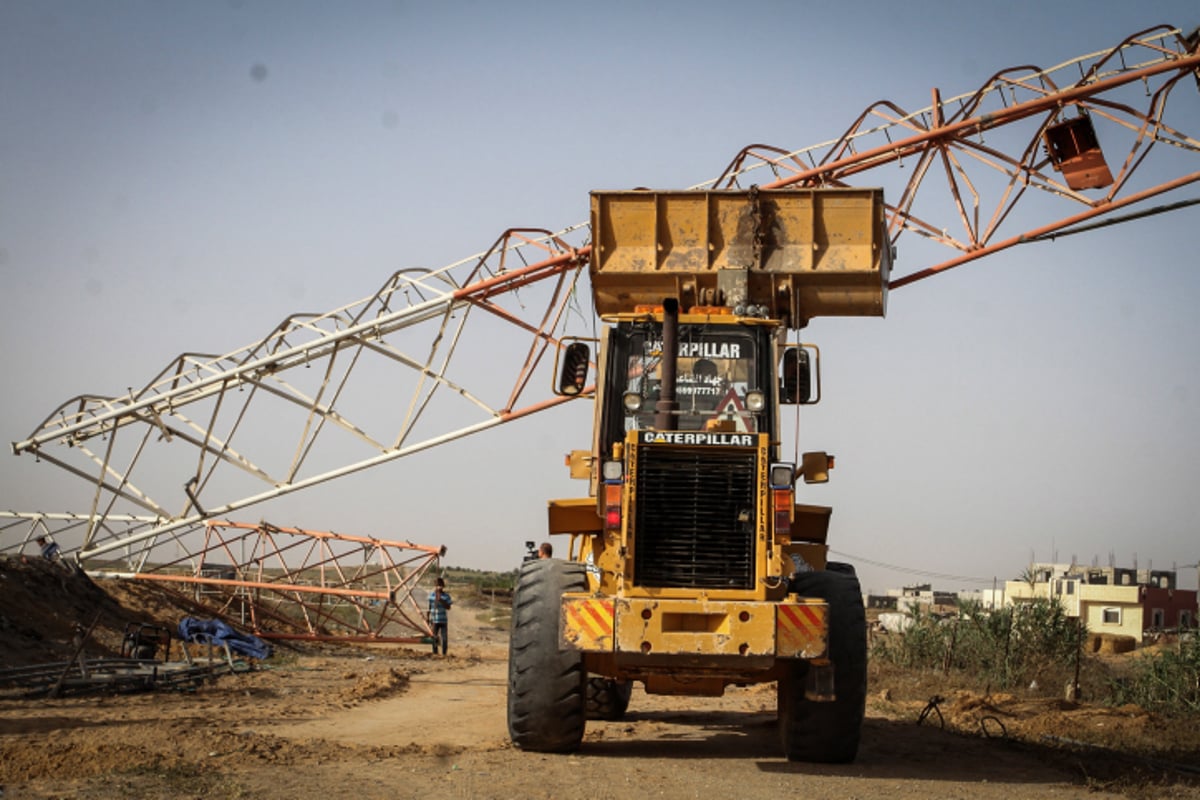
left=599, top=319, right=779, bottom=453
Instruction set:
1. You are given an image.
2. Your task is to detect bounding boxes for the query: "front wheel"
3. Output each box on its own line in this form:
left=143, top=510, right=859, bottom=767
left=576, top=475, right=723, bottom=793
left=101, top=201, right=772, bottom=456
left=778, top=567, right=867, bottom=762
left=507, top=559, right=587, bottom=752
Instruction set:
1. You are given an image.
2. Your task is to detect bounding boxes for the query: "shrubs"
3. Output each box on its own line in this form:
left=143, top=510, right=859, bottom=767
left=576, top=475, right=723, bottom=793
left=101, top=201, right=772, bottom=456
left=871, top=599, right=1200, bottom=713
left=1110, top=635, right=1200, bottom=715
left=870, top=598, right=1086, bottom=692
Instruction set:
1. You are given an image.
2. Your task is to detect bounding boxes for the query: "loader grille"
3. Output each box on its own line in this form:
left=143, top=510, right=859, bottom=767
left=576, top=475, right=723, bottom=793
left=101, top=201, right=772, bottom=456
left=632, top=445, right=757, bottom=589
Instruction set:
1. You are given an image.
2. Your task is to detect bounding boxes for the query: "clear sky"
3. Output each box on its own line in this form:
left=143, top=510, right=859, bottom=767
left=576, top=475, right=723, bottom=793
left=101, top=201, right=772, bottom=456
left=2, top=0, right=1198, bottom=594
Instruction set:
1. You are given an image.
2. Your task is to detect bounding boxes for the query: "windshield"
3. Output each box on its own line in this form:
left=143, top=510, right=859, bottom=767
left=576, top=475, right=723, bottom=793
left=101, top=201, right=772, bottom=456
left=623, top=326, right=761, bottom=433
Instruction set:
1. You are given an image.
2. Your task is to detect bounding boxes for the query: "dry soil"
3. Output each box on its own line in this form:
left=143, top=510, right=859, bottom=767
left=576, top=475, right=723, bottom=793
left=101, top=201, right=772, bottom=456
left=1, top=558, right=1198, bottom=800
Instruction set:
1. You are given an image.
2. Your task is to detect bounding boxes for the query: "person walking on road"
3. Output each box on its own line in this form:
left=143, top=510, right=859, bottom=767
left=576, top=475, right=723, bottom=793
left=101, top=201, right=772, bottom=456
left=427, top=577, right=452, bottom=655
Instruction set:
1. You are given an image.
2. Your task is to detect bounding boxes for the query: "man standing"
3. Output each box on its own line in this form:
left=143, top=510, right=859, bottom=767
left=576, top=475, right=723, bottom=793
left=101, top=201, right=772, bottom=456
left=427, top=577, right=452, bottom=655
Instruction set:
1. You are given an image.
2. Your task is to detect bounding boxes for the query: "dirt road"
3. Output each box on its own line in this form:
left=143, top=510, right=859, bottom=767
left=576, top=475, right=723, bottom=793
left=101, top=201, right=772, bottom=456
left=4, top=591, right=1197, bottom=800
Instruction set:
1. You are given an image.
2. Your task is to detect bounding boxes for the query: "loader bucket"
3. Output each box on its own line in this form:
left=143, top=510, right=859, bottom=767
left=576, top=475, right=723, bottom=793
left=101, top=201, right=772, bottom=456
left=589, top=188, right=890, bottom=326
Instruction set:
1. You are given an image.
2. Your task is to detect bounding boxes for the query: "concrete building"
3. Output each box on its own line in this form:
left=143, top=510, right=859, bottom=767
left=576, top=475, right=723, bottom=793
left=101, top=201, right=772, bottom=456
left=1005, top=563, right=1198, bottom=641
left=956, top=587, right=1006, bottom=612
left=891, top=583, right=957, bottom=614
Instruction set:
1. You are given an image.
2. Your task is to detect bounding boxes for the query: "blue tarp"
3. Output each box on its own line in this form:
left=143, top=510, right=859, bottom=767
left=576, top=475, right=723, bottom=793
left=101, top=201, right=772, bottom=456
left=178, top=617, right=273, bottom=660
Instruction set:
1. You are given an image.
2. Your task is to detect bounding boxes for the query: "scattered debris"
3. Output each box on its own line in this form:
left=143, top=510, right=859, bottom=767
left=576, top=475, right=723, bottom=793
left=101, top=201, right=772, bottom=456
left=917, top=695, right=945, bottom=728
left=178, top=617, right=273, bottom=661
left=0, top=655, right=248, bottom=698
left=0, top=558, right=266, bottom=698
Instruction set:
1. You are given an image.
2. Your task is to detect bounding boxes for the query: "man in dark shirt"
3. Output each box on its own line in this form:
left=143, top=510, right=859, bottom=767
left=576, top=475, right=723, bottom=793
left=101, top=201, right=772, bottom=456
left=427, top=577, right=452, bottom=655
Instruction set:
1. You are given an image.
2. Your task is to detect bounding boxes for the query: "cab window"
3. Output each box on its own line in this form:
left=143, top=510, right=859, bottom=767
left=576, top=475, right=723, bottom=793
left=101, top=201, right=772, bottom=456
left=623, top=326, right=760, bottom=433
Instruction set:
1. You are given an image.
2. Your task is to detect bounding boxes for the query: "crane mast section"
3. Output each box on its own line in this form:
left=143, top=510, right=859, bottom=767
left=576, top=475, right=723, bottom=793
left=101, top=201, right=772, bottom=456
left=709, top=25, right=1200, bottom=288
left=5, top=23, right=1199, bottom=590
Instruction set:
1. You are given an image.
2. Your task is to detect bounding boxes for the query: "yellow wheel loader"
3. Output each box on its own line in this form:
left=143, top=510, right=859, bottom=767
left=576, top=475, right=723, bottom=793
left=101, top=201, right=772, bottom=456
left=508, top=188, right=889, bottom=762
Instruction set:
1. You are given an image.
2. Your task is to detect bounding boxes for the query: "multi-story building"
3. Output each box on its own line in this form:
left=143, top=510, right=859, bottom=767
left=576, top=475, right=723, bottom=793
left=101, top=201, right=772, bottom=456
left=1005, top=563, right=1197, bottom=641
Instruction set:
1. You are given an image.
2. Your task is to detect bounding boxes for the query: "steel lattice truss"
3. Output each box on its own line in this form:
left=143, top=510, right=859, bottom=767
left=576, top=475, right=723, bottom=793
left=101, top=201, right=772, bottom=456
left=707, top=24, right=1200, bottom=288
left=7, top=227, right=592, bottom=565
left=118, top=520, right=444, bottom=643
left=0, top=512, right=445, bottom=642
left=6, top=23, right=1200, bottom=586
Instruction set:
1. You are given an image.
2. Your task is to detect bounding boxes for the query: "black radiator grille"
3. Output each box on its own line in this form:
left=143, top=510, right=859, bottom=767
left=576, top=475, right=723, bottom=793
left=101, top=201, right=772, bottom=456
left=632, top=445, right=757, bottom=589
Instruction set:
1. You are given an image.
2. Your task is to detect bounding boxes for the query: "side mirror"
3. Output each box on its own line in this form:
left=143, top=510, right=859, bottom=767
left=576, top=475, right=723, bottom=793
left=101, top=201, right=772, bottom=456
left=556, top=342, right=591, bottom=396
left=799, top=451, right=834, bottom=484
left=780, top=346, right=812, bottom=404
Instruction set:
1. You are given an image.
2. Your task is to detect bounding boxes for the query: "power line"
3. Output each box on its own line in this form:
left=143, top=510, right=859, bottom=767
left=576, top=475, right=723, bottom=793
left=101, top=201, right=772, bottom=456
left=829, top=550, right=999, bottom=585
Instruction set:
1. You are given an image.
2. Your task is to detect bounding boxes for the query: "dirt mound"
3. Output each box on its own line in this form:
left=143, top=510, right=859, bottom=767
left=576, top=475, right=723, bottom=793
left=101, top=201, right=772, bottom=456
left=0, top=557, right=178, bottom=668
left=336, top=666, right=411, bottom=704
left=0, top=556, right=250, bottom=673
left=896, top=686, right=1198, bottom=767
left=1089, top=633, right=1139, bottom=654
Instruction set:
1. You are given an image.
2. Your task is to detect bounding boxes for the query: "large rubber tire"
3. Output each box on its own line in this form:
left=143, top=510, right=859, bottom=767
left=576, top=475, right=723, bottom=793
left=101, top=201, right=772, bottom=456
left=778, top=567, right=867, bottom=763
left=585, top=677, right=633, bottom=721
left=507, top=558, right=588, bottom=752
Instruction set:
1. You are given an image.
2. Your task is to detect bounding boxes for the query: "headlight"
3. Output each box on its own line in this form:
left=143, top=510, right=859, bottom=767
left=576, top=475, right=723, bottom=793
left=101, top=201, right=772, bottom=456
left=745, top=390, right=765, bottom=412
left=622, top=392, right=643, bottom=413
left=602, top=460, right=624, bottom=481
left=770, top=463, right=795, bottom=488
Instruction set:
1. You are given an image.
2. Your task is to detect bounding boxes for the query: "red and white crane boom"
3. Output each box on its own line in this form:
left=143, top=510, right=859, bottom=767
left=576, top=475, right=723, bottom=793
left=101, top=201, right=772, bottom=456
left=4, top=23, right=1198, bottom=593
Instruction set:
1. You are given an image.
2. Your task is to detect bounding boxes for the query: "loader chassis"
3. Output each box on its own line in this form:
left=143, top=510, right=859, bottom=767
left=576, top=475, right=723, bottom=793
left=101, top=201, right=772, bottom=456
left=507, top=188, right=884, bottom=762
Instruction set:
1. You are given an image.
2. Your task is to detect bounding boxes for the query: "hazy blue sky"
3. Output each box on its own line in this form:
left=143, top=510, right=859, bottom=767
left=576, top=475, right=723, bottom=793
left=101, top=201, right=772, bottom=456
left=2, top=0, right=1198, bottom=594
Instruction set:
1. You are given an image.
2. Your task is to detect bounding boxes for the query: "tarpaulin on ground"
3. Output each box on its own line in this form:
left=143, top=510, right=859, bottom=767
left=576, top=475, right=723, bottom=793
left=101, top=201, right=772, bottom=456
left=178, top=617, right=272, bottom=660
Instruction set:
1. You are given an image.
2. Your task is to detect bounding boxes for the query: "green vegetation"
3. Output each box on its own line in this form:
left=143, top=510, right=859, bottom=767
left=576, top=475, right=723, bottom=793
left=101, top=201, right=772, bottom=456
left=872, top=598, right=1200, bottom=714
left=1110, top=635, right=1200, bottom=716
left=440, top=565, right=520, bottom=594
left=871, top=598, right=1086, bottom=692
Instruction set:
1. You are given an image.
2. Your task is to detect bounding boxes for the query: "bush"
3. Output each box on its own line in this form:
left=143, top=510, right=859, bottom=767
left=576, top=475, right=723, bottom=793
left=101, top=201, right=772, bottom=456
left=441, top=566, right=519, bottom=594
left=870, top=598, right=1086, bottom=691
left=1109, top=635, right=1200, bottom=715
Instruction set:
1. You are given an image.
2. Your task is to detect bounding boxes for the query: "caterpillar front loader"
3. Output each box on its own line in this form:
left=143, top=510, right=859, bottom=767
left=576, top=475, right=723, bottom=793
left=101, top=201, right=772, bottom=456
left=506, top=187, right=890, bottom=762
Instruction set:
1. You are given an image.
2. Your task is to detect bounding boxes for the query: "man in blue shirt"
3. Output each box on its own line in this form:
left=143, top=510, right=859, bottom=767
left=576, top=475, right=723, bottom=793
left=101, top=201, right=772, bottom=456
left=427, top=577, right=452, bottom=655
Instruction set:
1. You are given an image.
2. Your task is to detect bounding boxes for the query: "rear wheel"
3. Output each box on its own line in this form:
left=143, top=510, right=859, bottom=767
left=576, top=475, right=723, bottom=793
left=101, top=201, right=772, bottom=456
left=507, top=559, right=587, bottom=752
left=778, top=567, right=867, bottom=762
left=585, top=677, right=633, bottom=720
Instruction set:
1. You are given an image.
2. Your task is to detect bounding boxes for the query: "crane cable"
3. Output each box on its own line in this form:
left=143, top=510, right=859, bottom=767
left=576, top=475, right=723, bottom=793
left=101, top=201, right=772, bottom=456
left=1026, top=197, right=1200, bottom=242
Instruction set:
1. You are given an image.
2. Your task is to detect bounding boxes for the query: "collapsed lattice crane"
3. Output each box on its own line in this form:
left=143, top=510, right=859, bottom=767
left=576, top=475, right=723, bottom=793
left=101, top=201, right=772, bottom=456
left=119, top=520, right=444, bottom=643
left=3, top=24, right=1199, bottom=640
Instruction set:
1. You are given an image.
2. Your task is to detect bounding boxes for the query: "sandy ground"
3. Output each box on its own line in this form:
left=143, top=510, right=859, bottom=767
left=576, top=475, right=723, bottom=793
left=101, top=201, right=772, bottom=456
left=1, top=560, right=1198, bottom=800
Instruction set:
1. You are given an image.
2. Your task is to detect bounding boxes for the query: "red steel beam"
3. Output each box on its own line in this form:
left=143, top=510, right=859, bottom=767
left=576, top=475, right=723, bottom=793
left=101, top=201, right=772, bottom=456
left=761, top=51, right=1200, bottom=191
left=890, top=170, right=1200, bottom=288
left=126, top=520, right=446, bottom=644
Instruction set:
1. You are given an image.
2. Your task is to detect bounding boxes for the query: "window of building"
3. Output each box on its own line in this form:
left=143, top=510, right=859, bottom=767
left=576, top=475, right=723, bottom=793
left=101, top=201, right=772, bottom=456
left=1151, top=608, right=1165, bottom=628
left=1181, top=610, right=1193, bottom=629
left=1102, top=607, right=1121, bottom=625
